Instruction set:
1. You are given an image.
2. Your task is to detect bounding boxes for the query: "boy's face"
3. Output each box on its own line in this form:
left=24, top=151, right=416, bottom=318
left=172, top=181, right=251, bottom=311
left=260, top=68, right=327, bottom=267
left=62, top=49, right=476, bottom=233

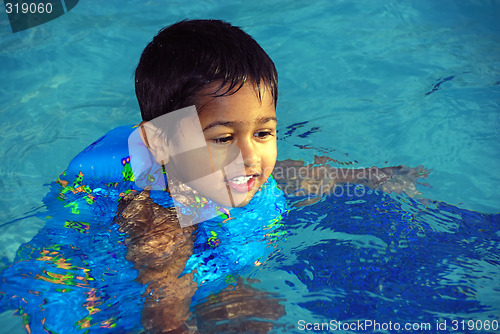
left=167, top=83, right=277, bottom=207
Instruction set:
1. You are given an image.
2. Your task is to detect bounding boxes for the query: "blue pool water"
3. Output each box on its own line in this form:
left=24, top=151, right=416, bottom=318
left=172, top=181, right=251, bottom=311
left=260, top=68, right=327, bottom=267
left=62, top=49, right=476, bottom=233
left=1, top=0, right=499, bottom=333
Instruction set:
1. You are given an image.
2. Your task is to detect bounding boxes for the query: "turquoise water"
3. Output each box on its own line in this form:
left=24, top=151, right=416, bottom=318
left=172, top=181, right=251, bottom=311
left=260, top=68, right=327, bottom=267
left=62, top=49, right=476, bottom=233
left=1, top=0, right=499, bottom=333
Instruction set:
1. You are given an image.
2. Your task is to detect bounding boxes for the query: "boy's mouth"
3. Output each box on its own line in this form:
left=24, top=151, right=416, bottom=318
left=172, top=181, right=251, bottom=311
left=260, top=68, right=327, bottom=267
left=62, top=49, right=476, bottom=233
left=225, top=174, right=259, bottom=193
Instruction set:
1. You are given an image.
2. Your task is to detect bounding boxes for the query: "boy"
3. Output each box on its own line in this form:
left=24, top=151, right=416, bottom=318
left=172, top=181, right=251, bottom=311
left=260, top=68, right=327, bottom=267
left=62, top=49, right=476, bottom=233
left=118, top=19, right=427, bottom=333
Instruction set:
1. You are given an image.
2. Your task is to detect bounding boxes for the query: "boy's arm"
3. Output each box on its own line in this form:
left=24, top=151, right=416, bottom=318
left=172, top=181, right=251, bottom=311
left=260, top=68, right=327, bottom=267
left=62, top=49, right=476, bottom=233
left=115, top=190, right=198, bottom=334
left=274, top=155, right=430, bottom=198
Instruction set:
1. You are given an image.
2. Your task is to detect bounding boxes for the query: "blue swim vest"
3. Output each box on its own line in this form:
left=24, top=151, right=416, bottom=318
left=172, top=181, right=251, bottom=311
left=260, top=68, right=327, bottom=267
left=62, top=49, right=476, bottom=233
left=0, top=125, right=288, bottom=333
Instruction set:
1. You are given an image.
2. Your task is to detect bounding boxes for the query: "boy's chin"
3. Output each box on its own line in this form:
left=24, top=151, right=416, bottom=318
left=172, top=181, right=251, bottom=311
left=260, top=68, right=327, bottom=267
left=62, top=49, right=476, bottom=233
left=208, top=191, right=254, bottom=208
left=226, top=184, right=262, bottom=207
left=231, top=196, right=252, bottom=208
left=207, top=185, right=261, bottom=208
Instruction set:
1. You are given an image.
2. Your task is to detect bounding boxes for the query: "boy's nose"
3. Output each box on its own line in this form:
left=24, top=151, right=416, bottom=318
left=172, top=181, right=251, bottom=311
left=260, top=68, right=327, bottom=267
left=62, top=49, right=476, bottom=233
left=238, top=140, right=261, bottom=167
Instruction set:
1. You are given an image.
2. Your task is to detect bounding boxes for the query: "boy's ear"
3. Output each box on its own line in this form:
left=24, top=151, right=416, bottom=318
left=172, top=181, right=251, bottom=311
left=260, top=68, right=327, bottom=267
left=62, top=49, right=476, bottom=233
left=139, top=122, right=170, bottom=165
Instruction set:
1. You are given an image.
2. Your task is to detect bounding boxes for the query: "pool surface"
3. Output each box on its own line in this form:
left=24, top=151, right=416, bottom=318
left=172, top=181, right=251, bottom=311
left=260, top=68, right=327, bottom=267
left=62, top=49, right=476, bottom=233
left=1, top=0, right=499, bottom=333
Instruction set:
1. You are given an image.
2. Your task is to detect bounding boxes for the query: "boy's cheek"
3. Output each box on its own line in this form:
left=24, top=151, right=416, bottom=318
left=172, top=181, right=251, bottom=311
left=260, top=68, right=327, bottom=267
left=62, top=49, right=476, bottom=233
left=264, top=161, right=276, bottom=180
left=266, top=145, right=278, bottom=178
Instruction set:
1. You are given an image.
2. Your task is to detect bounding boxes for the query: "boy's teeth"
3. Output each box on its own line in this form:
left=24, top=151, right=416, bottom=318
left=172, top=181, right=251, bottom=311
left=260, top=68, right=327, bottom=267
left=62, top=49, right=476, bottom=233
left=229, top=176, right=252, bottom=184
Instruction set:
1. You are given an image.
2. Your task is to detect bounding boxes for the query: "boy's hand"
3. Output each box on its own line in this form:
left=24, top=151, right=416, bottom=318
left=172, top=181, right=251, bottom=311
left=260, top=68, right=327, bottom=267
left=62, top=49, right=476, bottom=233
left=364, top=165, right=431, bottom=197
left=274, top=158, right=431, bottom=202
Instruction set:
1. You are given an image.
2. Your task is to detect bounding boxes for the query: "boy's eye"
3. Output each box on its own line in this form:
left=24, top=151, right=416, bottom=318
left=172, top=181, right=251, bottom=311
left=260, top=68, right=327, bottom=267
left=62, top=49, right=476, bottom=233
left=211, top=136, right=233, bottom=144
left=254, top=131, right=274, bottom=139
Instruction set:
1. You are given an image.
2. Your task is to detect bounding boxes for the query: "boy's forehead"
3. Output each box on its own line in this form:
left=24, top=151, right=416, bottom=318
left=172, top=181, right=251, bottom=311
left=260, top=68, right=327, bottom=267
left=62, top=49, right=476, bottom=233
left=196, top=83, right=276, bottom=123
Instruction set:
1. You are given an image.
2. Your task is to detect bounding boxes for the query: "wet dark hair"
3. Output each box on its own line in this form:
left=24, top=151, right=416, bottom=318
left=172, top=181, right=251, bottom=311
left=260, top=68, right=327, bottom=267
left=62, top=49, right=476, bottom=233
left=135, top=19, right=278, bottom=122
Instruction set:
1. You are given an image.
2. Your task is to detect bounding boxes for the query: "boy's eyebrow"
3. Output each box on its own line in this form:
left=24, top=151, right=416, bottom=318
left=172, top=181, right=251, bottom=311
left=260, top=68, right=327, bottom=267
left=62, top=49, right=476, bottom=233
left=203, top=116, right=277, bottom=131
